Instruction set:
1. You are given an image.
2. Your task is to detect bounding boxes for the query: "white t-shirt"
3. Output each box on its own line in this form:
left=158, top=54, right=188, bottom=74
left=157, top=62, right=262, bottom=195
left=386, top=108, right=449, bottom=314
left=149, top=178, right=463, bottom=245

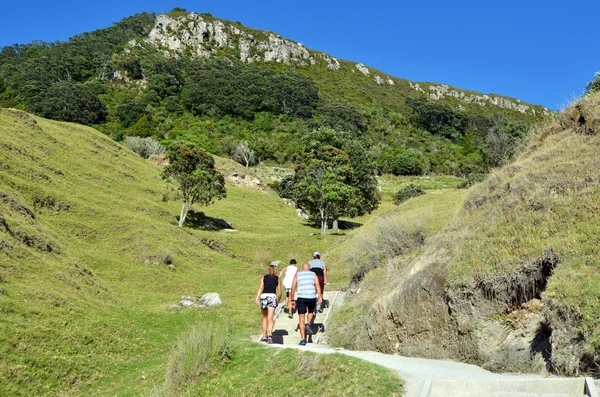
left=282, top=265, right=298, bottom=289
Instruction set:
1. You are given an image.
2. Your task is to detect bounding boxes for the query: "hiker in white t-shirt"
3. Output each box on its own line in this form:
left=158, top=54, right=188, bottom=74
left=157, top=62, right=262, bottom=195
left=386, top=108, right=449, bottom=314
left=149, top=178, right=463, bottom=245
left=279, top=259, right=298, bottom=319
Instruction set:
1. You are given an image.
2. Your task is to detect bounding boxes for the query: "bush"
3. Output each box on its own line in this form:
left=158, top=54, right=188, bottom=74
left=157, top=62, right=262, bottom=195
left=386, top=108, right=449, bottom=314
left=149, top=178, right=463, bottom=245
left=458, top=173, right=485, bottom=189
left=392, top=150, right=423, bottom=176
left=393, top=184, right=425, bottom=205
left=163, top=321, right=231, bottom=395
left=586, top=71, right=600, bottom=94
left=123, top=136, right=165, bottom=158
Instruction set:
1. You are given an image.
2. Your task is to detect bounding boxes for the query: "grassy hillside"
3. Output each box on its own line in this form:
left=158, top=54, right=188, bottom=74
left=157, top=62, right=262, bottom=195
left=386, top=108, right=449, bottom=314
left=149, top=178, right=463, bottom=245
left=329, top=91, right=600, bottom=375
left=0, top=108, right=401, bottom=395
left=441, top=92, right=600, bottom=371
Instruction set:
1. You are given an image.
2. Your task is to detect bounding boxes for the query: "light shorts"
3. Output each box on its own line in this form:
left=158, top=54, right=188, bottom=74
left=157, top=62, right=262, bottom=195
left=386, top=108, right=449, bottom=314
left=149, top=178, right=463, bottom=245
left=260, top=293, right=277, bottom=309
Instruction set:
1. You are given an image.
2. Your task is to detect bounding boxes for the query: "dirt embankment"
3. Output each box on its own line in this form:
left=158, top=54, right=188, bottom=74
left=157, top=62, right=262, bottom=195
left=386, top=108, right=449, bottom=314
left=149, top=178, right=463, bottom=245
left=366, top=243, right=598, bottom=376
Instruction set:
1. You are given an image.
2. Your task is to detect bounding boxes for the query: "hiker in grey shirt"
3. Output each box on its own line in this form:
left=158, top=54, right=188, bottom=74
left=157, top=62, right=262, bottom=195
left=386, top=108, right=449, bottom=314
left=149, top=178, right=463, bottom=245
left=308, top=251, right=327, bottom=298
left=290, top=262, right=323, bottom=346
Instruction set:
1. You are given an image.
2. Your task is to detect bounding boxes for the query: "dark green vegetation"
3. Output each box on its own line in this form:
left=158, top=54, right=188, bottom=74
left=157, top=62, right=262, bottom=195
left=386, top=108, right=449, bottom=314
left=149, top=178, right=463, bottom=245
left=281, top=127, right=380, bottom=234
left=0, top=109, right=403, bottom=395
left=0, top=10, right=548, bottom=177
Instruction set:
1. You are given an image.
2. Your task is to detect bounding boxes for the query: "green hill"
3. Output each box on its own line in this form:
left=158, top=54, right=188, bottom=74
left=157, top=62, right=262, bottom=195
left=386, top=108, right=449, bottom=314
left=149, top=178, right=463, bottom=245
left=0, top=108, right=402, bottom=395
left=329, top=92, right=600, bottom=376
left=0, top=9, right=549, bottom=177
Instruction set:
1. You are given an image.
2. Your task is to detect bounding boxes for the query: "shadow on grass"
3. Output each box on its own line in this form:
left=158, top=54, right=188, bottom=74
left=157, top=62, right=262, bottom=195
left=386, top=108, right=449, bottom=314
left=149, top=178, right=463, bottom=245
left=179, top=210, right=233, bottom=231
left=303, top=219, right=363, bottom=232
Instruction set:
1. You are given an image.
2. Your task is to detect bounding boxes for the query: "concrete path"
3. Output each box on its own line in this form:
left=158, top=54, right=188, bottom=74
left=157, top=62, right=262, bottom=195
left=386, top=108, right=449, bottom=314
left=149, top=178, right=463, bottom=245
left=260, top=290, right=597, bottom=397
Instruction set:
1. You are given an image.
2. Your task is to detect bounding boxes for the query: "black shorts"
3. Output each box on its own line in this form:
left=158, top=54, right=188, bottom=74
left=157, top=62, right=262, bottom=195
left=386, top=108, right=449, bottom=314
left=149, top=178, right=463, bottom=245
left=296, top=298, right=316, bottom=315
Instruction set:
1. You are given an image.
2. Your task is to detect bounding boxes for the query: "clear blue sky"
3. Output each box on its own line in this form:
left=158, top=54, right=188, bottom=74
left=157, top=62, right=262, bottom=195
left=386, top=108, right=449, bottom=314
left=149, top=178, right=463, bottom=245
left=1, top=0, right=598, bottom=110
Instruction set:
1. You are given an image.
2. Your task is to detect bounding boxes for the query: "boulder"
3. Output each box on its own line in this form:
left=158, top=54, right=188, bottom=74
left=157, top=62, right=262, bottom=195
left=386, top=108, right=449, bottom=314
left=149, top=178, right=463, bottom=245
left=200, top=292, right=222, bottom=307
left=180, top=299, right=197, bottom=307
left=296, top=208, right=309, bottom=220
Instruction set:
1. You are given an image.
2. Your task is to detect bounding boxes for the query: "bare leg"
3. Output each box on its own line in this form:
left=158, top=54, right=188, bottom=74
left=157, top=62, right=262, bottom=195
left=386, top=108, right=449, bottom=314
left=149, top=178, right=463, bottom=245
left=307, top=311, right=315, bottom=326
left=267, top=307, right=276, bottom=336
left=261, top=308, right=268, bottom=339
left=298, top=313, right=306, bottom=340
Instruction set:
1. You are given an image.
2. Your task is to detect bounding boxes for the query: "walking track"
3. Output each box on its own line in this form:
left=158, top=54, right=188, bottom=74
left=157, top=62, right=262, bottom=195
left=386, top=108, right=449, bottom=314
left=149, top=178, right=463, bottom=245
left=261, top=291, right=598, bottom=397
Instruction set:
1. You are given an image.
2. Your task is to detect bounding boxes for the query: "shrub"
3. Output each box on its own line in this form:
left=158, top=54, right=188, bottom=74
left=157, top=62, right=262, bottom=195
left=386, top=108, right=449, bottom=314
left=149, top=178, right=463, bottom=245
left=163, top=321, right=231, bottom=395
left=393, top=184, right=425, bottom=205
left=392, top=150, right=423, bottom=176
left=586, top=71, right=600, bottom=94
left=458, top=173, right=486, bottom=189
left=123, top=136, right=166, bottom=158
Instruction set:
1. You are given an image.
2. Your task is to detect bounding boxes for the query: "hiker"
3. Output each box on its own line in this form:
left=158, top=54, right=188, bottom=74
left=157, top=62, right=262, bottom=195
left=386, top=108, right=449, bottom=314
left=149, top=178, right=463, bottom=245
left=309, top=251, right=327, bottom=312
left=279, top=259, right=298, bottom=318
left=290, top=262, right=323, bottom=346
left=255, top=263, right=281, bottom=344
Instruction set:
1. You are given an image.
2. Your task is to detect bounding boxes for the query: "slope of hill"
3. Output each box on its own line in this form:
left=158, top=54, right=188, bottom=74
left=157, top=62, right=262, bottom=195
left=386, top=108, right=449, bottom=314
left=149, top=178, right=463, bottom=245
left=0, top=9, right=550, bottom=177
left=329, top=92, right=600, bottom=376
left=0, top=108, right=403, bottom=395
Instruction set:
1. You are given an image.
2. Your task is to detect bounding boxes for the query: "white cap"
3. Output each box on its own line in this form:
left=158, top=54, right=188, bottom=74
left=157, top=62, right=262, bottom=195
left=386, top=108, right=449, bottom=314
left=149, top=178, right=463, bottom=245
left=269, top=260, right=281, bottom=267
left=313, top=252, right=320, bottom=257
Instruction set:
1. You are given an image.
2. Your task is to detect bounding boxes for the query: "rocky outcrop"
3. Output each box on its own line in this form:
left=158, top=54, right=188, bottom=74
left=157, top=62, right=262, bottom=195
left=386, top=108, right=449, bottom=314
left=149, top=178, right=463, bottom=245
left=355, top=63, right=370, bottom=75
left=409, top=82, right=551, bottom=116
left=146, top=13, right=334, bottom=67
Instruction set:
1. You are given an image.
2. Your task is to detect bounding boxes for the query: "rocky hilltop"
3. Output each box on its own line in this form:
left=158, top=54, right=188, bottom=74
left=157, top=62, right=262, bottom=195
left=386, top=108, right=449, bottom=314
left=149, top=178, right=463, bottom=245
left=134, top=12, right=548, bottom=117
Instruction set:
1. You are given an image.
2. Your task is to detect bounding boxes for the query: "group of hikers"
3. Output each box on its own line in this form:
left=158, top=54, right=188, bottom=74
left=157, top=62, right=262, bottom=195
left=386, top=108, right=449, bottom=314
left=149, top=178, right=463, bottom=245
left=255, top=251, right=328, bottom=346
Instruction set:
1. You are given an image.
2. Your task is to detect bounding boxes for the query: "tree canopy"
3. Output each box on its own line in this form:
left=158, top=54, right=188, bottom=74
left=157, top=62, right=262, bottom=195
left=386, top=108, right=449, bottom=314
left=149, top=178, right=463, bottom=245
left=286, top=127, right=380, bottom=234
left=162, top=141, right=226, bottom=227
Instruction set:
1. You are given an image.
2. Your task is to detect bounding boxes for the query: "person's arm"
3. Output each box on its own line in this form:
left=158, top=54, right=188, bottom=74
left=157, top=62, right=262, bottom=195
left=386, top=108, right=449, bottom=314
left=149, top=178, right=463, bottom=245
left=315, top=274, right=323, bottom=303
left=255, top=276, right=264, bottom=306
left=276, top=277, right=282, bottom=303
left=278, top=267, right=287, bottom=291
left=323, top=264, right=328, bottom=285
left=290, top=273, right=298, bottom=308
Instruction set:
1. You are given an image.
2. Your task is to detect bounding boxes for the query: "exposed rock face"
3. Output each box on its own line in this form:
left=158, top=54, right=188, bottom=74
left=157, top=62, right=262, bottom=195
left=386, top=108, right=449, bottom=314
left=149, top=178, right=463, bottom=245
left=366, top=249, right=560, bottom=374
left=408, top=82, right=551, bottom=116
left=146, top=13, right=333, bottom=67
left=355, top=63, right=370, bottom=75
left=225, top=173, right=267, bottom=191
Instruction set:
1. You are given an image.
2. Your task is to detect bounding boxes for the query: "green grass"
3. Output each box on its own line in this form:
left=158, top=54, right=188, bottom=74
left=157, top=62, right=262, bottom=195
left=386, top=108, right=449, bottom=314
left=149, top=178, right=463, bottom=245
left=188, top=340, right=403, bottom=397
left=0, top=109, right=400, bottom=395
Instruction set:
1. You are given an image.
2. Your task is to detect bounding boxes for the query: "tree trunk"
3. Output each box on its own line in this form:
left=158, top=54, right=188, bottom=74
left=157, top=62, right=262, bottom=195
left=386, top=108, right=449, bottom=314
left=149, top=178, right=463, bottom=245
left=320, top=209, right=328, bottom=235
left=178, top=201, right=189, bottom=227
left=332, top=218, right=339, bottom=234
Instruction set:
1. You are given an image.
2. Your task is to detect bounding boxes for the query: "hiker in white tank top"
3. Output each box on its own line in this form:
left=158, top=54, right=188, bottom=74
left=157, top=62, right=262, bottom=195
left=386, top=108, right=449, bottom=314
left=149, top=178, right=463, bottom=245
left=278, top=259, right=298, bottom=318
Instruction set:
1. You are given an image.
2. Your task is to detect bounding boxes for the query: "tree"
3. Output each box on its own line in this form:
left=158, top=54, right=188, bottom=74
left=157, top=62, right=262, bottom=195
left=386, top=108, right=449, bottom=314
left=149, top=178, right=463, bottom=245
left=289, top=127, right=380, bottom=234
left=231, top=140, right=255, bottom=168
left=483, top=118, right=528, bottom=167
left=29, top=81, right=106, bottom=125
left=162, top=142, right=226, bottom=227
left=293, top=149, right=356, bottom=234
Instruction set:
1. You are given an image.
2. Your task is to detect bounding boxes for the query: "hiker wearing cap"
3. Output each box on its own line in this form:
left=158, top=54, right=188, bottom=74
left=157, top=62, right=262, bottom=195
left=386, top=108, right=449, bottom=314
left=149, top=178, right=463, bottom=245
left=290, top=262, right=323, bottom=346
left=255, top=263, right=281, bottom=344
left=309, top=252, right=327, bottom=310
left=279, top=259, right=299, bottom=319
